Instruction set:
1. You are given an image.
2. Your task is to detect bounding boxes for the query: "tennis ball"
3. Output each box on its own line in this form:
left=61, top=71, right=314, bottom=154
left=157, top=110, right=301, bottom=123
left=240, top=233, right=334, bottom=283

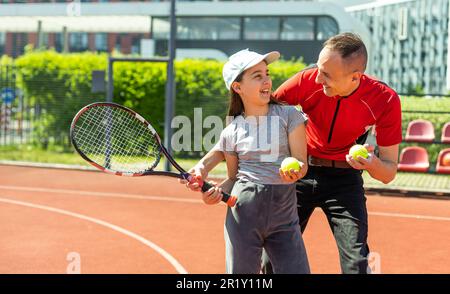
left=443, top=153, right=450, bottom=166
left=281, top=157, right=301, bottom=173
left=349, top=144, right=369, bottom=160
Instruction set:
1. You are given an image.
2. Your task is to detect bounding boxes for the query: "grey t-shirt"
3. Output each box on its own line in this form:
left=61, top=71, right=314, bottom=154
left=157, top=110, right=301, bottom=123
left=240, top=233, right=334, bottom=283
left=217, top=104, right=307, bottom=185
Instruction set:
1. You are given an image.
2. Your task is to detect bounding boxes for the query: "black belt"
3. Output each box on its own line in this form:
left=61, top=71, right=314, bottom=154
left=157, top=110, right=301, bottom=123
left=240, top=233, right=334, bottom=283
left=308, top=155, right=352, bottom=169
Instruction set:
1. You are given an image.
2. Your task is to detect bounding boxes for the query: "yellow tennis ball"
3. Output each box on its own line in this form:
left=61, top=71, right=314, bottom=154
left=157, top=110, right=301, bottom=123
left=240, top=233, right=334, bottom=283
left=281, top=157, right=301, bottom=173
left=349, top=144, right=369, bottom=160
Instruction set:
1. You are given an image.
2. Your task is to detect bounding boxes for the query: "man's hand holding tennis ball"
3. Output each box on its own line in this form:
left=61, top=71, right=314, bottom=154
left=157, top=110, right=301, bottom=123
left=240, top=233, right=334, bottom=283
left=279, top=157, right=307, bottom=183
left=346, top=144, right=375, bottom=170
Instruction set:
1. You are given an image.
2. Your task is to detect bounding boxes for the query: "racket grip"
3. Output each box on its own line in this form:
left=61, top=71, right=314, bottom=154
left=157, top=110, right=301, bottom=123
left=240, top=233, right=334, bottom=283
left=201, top=181, right=237, bottom=207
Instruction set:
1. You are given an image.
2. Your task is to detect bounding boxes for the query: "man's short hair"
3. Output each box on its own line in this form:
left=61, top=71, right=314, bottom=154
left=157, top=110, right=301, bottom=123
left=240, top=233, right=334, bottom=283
left=323, top=32, right=368, bottom=71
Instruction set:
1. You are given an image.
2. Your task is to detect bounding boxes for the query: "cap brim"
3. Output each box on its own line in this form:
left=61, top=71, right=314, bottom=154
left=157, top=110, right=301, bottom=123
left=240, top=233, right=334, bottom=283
left=245, top=51, right=280, bottom=72
left=263, top=51, right=281, bottom=65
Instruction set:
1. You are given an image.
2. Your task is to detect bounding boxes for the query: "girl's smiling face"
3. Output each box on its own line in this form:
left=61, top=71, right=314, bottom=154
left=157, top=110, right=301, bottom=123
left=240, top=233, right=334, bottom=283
left=231, top=61, right=272, bottom=108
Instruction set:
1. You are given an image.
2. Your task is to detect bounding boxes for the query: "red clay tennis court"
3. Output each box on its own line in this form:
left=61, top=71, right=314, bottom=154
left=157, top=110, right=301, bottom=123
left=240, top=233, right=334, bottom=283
left=1, top=165, right=449, bottom=274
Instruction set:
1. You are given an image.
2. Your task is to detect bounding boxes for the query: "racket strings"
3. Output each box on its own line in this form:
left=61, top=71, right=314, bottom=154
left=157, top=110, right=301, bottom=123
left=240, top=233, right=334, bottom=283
left=79, top=107, right=160, bottom=171
left=73, top=106, right=161, bottom=173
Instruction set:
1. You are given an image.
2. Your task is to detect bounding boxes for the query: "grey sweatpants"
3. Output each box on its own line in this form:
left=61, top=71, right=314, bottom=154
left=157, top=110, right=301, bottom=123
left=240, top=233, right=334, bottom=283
left=224, top=179, right=310, bottom=274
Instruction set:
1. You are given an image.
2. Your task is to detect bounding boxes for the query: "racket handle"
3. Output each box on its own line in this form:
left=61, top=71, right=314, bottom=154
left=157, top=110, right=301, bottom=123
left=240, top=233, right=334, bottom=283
left=201, top=181, right=237, bottom=207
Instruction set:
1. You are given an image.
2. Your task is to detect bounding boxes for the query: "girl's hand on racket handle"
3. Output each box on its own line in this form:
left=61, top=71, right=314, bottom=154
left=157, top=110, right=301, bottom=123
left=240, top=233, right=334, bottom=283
left=178, top=170, right=222, bottom=205
left=179, top=166, right=229, bottom=206
left=178, top=164, right=209, bottom=192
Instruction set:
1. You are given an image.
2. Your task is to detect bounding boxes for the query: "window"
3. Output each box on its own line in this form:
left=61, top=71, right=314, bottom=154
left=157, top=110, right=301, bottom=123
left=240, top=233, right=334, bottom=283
left=281, top=17, right=314, bottom=40
left=95, top=33, right=108, bottom=52
left=153, top=17, right=240, bottom=40
left=316, top=16, right=338, bottom=40
left=0, top=32, right=5, bottom=55
left=177, top=17, right=240, bottom=40
left=398, top=7, right=409, bottom=40
left=37, top=33, right=49, bottom=48
left=115, top=34, right=123, bottom=52
left=69, top=33, right=88, bottom=52
left=244, top=17, right=280, bottom=40
left=152, top=17, right=170, bottom=40
left=54, top=33, right=62, bottom=52
left=131, top=36, right=141, bottom=55
left=12, top=33, right=27, bottom=57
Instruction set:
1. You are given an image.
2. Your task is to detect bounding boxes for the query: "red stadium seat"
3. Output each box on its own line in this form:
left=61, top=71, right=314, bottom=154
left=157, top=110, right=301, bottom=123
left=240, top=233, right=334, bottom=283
left=397, top=146, right=430, bottom=172
left=404, top=119, right=435, bottom=143
left=436, top=148, right=450, bottom=174
left=441, top=122, right=450, bottom=144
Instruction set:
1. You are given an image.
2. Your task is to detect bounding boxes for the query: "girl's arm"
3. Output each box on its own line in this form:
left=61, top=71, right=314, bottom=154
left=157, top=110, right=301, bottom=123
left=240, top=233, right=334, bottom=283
left=279, top=123, right=308, bottom=183
left=203, top=153, right=239, bottom=205
left=180, top=148, right=225, bottom=192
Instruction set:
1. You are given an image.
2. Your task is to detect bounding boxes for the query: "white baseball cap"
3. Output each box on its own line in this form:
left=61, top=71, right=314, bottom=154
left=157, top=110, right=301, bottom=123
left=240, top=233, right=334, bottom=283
left=223, top=49, right=280, bottom=90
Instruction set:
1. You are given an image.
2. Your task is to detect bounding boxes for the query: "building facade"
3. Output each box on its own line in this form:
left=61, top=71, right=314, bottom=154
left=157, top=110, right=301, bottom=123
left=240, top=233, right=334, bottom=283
left=348, top=0, right=450, bottom=95
left=0, top=0, right=366, bottom=64
left=0, top=0, right=157, bottom=57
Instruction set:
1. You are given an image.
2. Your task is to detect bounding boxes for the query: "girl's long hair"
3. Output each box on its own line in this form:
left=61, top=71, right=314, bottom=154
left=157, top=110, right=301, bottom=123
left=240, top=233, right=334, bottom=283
left=227, top=71, right=282, bottom=118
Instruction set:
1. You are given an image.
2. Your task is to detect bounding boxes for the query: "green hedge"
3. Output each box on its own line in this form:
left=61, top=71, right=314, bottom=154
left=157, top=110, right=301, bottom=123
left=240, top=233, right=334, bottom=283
left=11, top=50, right=306, bottom=155
left=7, top=50, right=450, bottom=162
left=14, top=51, right=107, bottom=148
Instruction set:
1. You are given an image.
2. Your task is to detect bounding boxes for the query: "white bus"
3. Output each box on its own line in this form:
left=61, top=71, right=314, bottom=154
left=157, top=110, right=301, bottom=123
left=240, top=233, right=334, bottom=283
left=151, top=1, right=371, bottom=64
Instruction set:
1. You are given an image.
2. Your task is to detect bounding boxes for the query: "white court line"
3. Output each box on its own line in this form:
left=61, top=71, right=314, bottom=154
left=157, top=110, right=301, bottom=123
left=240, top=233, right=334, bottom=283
left=0, top=185, right=202, bottom=204
left=0, top=185, right=449, bottom=222
left=368, top=211, right=450, bottom=222
left=0, top=197, right=188, bottom=274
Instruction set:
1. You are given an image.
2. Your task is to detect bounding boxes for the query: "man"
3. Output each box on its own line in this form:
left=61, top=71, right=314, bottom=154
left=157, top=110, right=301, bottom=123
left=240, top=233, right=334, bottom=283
left=185, top=33, right=402, bottom=274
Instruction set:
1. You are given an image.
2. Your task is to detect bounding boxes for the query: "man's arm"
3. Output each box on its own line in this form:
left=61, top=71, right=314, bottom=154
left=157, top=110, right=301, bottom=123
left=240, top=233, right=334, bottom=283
left=366, top=144, right=399, bottom=184
left=346, top=144, right=399, bottom=184
left=359, top=91, right=401, bottom=184
left=273, top=71, right=303, bottom=105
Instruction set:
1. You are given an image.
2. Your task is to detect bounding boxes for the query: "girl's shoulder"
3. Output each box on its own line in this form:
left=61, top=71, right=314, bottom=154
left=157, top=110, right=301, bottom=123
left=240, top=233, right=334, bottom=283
left=221, top=115, right=244, bottom=133
left=225, top=115, right=245, bottom=126
left=269, top=104, right=302, bottom=116
left=269, top=104, right=307, bottom=128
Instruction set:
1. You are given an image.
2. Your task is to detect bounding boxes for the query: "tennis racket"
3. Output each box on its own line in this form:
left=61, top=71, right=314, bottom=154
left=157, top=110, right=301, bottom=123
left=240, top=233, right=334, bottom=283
left=70, top=102, right=237, bottom=207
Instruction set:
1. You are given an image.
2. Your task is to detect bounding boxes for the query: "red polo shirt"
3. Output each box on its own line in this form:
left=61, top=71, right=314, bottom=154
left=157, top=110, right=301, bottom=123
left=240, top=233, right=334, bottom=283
left=274, top=67, right=402, bottom=161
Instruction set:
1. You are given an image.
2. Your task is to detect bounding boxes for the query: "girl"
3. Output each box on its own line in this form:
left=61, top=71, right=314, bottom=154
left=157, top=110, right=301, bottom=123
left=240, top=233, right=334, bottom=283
left=196, top=49, right=310, bottom=274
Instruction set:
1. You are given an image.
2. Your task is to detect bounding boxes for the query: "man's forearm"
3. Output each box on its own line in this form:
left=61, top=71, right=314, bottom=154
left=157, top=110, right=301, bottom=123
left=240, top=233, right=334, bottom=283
left=367, top=156, right=397, bottom=184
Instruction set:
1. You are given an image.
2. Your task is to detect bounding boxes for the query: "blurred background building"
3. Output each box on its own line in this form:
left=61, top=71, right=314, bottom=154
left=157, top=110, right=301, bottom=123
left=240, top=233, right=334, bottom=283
left=0, top=0, right=369, bottom=65
left=1, top=0, right=450, bottom=94
left=346, top=0, right=449, bottom=95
